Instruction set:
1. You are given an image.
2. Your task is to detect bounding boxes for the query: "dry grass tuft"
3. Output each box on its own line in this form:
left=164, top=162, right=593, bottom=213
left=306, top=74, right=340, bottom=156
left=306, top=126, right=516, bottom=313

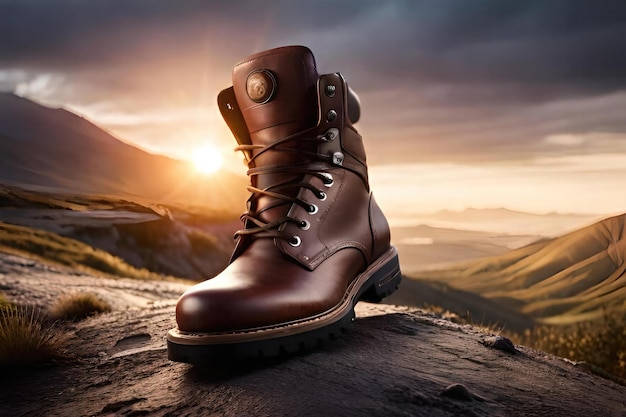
left=0, top=305, right=65, bottom=367
left=49, top=292, right=112, bottom=321
left=424, top=301, right=624, bottom=383
left=510, top=310, right=626, bottom=382
left=422, top=303, right=505, bottom=334
left=0, top=293, right=10, bottom=309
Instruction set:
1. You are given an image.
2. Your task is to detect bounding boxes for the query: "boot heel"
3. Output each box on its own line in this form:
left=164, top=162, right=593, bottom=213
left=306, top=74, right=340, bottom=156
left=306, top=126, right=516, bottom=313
left=360, top=247, right=402, bottom=302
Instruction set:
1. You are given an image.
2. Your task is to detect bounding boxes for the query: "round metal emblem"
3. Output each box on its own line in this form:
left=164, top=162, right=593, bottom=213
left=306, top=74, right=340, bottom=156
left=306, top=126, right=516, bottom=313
left=246, top=69, right=277, bottom=104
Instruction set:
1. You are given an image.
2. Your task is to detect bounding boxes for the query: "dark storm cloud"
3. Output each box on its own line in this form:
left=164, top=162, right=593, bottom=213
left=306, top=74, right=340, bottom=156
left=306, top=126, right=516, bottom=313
left=308, top=0, right=626, bottom=103
left=0, top=0, right=375, bottom=70
left=3, top=0, right=626, bottom=100
left=1, top=1, right=248, bottom=70
left=0, top=1, right=384, bottom=104
left=2, top=0, right=626, bottom=163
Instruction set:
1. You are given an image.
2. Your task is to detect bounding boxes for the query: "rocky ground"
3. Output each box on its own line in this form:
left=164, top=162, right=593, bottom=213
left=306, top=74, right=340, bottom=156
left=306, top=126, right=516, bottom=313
left=1, top=252, right=625, bottom=417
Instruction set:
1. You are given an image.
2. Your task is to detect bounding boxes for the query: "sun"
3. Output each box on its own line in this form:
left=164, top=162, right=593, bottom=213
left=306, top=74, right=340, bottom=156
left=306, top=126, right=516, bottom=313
left=193, top=145, right=223, bottom=175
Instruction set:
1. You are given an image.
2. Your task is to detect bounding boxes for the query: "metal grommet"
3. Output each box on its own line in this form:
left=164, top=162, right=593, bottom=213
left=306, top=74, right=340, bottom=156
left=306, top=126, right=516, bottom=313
left=325, top=85, right=336, bottom=97
left=299, top=220, right=310, bottom=230
left=308, top=204, right=319, bottom=215
left=323, top=128, right=339, bottom=142
left=332, top=152, right=344, bottom=166
left=326, top=110, right=337, bottom=122
left=317, top=191, right=327, bottom=201
left=320, top=173, right=334, bottom=187
left=289, top=236, right=302, bottom=247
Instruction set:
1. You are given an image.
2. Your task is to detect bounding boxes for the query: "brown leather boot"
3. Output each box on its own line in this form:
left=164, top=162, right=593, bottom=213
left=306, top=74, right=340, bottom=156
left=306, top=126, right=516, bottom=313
left=167, top=46, right=401, bottom=362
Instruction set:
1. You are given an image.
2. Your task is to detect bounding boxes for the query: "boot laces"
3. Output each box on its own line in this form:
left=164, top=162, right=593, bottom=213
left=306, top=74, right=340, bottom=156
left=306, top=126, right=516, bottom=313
left=233, top=127, right=336, bottom=246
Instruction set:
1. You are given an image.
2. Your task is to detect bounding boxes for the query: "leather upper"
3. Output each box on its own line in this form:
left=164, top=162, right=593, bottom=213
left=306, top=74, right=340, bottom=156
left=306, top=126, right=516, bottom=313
left=175, top=46, right=391, bottom=333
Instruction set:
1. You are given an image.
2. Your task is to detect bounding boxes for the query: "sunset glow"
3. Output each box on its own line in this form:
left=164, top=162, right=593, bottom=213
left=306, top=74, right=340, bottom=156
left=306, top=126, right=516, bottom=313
left=369, top=152, right=626, bottom=228
left=192, top=145, right=223, bottom=175
left=3, top=1, right=625, bottom=225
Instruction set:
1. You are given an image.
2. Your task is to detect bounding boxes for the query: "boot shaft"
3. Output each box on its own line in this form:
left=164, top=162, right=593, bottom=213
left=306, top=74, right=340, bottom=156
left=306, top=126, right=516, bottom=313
left=218, top=46, right=378, bottom=266
left=218, top=45, right=368, bottom=186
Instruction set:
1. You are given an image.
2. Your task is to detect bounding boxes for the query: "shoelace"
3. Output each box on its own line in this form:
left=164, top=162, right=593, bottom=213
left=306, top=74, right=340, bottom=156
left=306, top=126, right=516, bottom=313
left=233, top=127, right=336, bottom=246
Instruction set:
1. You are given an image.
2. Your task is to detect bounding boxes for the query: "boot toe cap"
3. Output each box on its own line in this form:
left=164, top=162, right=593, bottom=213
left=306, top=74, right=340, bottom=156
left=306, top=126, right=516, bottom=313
left=173, top=242, right=362, bottom=334
left=175, top=282, right=333, bottom=334
left=175, top=288, right=245, bottom=333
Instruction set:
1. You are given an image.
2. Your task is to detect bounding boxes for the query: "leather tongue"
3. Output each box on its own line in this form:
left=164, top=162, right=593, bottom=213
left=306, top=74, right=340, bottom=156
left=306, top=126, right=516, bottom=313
left=232, top=46, right=320, bottom=222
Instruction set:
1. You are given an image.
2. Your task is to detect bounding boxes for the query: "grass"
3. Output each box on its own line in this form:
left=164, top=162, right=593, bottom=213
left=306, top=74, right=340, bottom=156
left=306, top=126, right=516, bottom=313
left=49, top=292, right=112, bottom=321
left=187, top=226, right=219, bottom=254
left=421, top=303, right=505, bottom=334
left=0, top=294, right=10, bottom=309
left=509, top=310, right=626, bottom=383
left=0, top=291, right=112, bottom=368
left=0, top=185, right=233, bottom=281
left=0, top=305, right=65, bottom=367
left=420, top=302, right=625, bottom=384
left=0, top=221, right=169, bottom=280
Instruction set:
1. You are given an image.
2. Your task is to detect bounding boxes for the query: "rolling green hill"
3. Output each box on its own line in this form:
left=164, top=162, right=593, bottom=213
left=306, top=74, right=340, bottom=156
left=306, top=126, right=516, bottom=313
left=392, top=213, right=625, bottom=329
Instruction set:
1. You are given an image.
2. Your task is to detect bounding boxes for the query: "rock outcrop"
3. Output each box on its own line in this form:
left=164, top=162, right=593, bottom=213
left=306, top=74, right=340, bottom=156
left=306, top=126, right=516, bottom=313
left=1, top=253, right=624, bottom=417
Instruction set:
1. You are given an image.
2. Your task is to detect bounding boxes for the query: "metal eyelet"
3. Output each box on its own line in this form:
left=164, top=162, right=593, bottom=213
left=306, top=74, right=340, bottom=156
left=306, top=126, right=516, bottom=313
left=320, top=173, right=334, bottom=188
left=323, top=128, right=339, bottom=142
left=289, top=236, right=302, bottom=247
left=317, top=191, right=327, bottom=201
left=331, top=152, right=344, bottom=166
left=308, top=204, right=318, bottom=215
left=299, top=220, right=310, bottom=230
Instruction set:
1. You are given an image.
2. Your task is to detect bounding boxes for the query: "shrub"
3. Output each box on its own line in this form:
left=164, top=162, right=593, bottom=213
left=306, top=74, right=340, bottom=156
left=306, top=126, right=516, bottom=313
left=510, top=310, right=626, bottom=382
left=49, top=293, right=112, bottom=321
left=0, top=305, right=65, bottom=367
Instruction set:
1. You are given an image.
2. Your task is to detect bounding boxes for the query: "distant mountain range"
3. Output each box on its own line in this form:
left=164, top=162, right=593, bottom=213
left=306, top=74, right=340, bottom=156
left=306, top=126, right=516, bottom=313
left=407, top=207, right=602, bottom=236
left=388, top=213, right=626, bottom=331
left=0, top=92, right=246, bottom=212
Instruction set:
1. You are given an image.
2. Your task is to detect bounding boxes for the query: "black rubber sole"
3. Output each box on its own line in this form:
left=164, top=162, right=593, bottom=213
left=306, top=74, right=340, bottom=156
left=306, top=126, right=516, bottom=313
left=167, top=247, right=401, bottom=364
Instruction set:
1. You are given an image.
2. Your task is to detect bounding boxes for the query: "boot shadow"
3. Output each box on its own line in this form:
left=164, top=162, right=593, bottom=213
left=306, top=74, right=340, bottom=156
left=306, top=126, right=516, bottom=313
left=181, top=311, right=420, bottom=383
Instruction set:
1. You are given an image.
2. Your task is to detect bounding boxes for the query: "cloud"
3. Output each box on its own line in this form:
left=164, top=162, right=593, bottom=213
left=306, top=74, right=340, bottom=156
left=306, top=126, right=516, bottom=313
left=4, top=1, right=625, bottom=98
left=13, top=73, right=66, bottom=99
left=544, top=134, right=589, bottom=147
left=370, top=153, right=626, bottom=220
left=2, top=0, right=626, bottom=164
left=302, top=1, right=626, bottom=101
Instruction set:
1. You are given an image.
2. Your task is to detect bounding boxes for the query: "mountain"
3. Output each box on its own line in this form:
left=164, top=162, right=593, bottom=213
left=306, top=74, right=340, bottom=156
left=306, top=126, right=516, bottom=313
left=389, top=213, right=626, bottom=330
left=0, top=183, right=240, bottom=280
left=409, top=207, right=601, bottom=236
left=391, top=223, right=542, bottom=273
left=0, top=92, right=246, bottom=212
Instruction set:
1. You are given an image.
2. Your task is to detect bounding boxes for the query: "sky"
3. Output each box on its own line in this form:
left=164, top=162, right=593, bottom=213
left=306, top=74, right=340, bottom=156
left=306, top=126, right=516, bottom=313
left=2, top=0, right=626, bottom=223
